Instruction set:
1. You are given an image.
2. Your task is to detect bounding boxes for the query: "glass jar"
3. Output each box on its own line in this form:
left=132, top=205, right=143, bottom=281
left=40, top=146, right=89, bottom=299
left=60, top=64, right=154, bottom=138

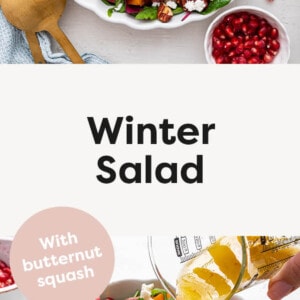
left=148, top=236, right=300, bottom=300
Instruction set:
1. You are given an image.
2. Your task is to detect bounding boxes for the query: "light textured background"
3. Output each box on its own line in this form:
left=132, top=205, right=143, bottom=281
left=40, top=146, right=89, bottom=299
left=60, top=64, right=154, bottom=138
left=53, top=0, right=300, bottom=63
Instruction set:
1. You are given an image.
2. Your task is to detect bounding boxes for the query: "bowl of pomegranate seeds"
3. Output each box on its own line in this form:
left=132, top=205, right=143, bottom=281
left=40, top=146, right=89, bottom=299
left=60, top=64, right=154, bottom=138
left=204, top=5, right=290, bottom=64
left=0, top=237, right=17, bottom=294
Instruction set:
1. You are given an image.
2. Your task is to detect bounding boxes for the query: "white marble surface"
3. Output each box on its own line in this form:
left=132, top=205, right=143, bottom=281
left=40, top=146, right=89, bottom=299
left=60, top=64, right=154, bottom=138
left=55, top=0, right=300, bottom=63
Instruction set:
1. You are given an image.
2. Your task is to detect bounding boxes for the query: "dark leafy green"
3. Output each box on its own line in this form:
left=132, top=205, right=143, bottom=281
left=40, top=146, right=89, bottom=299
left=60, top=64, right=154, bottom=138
left=151, top=288, right=173, bottom=300
left=135, top=6, right=158, bottom=20
left=102, top=0, right=114, bottom=5
left=106, top=0, right=126, bottom=16
left=102, top=0, right=231, bottom=21
left=201, top=0, right=231, bottom=15
left=172, top=6, right=184, bottom=15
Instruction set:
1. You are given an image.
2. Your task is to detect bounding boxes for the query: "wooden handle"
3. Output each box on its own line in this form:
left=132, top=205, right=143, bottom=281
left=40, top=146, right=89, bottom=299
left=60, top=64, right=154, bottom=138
left=26, top=31, right=46, bottom=64
left=48, top=24, right=85, bottom=64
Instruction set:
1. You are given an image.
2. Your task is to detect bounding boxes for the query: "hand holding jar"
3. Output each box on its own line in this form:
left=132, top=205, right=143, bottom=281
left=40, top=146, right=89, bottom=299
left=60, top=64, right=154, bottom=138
left=268, top=251, right=300, bottom=300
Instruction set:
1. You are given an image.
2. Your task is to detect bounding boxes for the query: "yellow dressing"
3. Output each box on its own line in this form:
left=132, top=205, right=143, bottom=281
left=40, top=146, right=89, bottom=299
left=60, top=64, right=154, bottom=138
left=194, top=268, right=231, bottom=296
left=176, top=236, right=300, bottom=300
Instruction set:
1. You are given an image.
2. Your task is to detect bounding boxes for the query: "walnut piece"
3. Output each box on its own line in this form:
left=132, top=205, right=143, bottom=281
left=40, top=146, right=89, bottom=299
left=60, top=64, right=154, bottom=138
left=157, top=3, right=173, bottom=22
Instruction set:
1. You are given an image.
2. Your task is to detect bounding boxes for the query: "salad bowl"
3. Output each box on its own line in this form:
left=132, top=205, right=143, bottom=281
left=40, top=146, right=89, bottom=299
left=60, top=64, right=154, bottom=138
left=74, top=0, right=235, bottom=30
left=100, top=279, right=174, bottom=299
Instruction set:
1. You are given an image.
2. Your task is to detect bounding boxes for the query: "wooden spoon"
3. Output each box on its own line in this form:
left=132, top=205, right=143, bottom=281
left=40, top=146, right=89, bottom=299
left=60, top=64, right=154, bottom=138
left=25, top=31, right=46, bottom=64
left=1, top=0, right=84, bottom=64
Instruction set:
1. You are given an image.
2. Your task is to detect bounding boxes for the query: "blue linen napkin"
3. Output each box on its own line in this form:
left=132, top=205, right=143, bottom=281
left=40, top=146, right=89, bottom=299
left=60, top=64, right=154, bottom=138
left=0, top=8, right=109, bottom=64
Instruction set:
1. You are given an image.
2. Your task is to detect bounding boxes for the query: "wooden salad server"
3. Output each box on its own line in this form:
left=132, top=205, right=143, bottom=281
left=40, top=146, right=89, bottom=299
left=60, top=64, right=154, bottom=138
left=1, top=0, right=84, bottom=64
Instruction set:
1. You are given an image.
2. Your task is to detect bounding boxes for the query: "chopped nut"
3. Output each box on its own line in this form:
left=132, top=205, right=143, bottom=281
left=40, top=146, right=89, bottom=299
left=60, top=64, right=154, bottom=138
left=157, top=3, right=173, bottom=22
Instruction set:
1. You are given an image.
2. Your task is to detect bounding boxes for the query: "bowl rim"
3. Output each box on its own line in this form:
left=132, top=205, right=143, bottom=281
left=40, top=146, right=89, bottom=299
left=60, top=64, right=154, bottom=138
left=204, top=5, right=291, bottom=64
left=0, top=236, right=13, bottom=241
left=100, top=278, right=167, bottom=299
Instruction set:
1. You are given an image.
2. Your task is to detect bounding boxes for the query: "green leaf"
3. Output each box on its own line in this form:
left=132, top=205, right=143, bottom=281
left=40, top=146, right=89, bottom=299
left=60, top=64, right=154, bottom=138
left=151, top=288, right=167, bottom=296
left=201, top=0, right=231, bottom=15
left=172, top=6, right=184, bottom=15
left=101, top=0, right=114, bottom=6
left=135, top=6, right=158, bottom=20
left=107, top=7, right=115, bottom=16
left=113, top=0, right=126, bottom=12
left=105, top=0, right=126, bottom=16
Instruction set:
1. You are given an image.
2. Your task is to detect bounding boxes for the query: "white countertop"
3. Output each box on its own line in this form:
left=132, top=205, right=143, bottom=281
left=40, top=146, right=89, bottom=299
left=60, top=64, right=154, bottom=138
left=56, top=0, right=300, bottom=63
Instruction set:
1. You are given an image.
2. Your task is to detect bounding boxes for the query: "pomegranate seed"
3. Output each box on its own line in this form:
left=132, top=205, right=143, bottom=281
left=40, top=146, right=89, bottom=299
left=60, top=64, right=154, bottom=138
left=228, top=50, right=236, bottom=58
left=251, top=47, right=259, bottom=55
left=232, top=17, right=244, bottom=29
left=268, top=49, right=278, bottom=56
left=213, top=27, right=222, bottom=37
left=213, top=37, right=224, bottom=49
left=243, top=49, right=252, bottom=59
left=260, top=18, right=268, bottom=27
left=224, top=56, right=232, bottom=63
left=224, top=14, right=235, bottom=23
left=254, top=39, right=266, bottom=48
left=270, top=39, right=280, bottom=51
left=2, top=267, right=11, bottom=275
left=223, top=41, right=233, bottom=52
left=248, top=56, right=260, bottom=64
left=240, top=12, right=250, bottom=23
left=0, top=260, right=14, bottom=288
left=264, top=52, right=274, bottom=63
left=244, top=40, right=254, bottom=49
left=215, top=55, right=225, bottom=64
left=238, top=56, right=247, bottom=64
left=0, top=271, right=9, bottom=282
left=231, top=37, right=240, bottom=47
left=5, top=278, right=14, bottom=286
left=211, top=10, right=281, bottom=64
left=236, top=43, right=244, bottom=54
left=241, top=23, right=248, bottom=34
left=258, top=26, right=268, bottom=37
left=212, top=48, right=222, bottom=58
left=225, top=25, right=234, bottom=38
left=249, top=19, right=259, bottom=29
left=231, top=57, right=239, bottom=64
left=213, top=26, right=226, bottom=39
left=249, top=14, right=258, bottom=21
left=270, top=27, right=279, bottom=39
left=258, top=47, right=266, bottom=56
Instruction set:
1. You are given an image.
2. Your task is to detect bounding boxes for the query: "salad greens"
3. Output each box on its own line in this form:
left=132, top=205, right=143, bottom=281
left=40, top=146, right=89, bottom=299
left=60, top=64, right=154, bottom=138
left=201, top=0, right=231, bottom=15
left=99, top=283, right=174, bottom=300
left=132, top=287, right=173, bottom=300
left=101, top=0, right=231, bottom=22
left=135, top=6, right=157, bottom=20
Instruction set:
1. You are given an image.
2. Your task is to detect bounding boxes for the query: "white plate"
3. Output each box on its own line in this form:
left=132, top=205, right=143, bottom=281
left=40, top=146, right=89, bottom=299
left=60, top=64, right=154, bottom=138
left=74, top=0, right=234, bottom=30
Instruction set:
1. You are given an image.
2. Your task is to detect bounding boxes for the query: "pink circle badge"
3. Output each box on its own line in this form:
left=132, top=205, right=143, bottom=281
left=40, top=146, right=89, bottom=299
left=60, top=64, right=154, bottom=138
left=10, top=207, right=114, bottom=300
